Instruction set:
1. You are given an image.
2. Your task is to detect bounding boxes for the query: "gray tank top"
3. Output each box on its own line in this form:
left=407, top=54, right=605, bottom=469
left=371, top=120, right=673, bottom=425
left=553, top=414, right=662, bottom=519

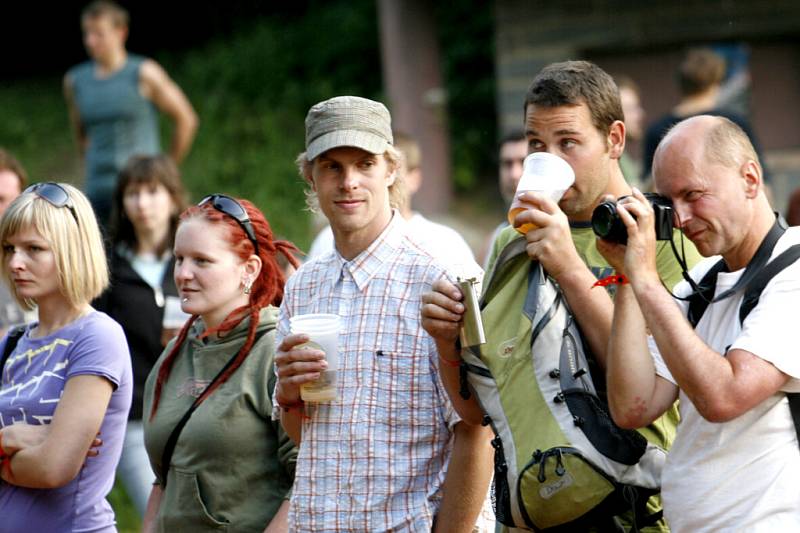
left=68, top=54, right=160, bottom=201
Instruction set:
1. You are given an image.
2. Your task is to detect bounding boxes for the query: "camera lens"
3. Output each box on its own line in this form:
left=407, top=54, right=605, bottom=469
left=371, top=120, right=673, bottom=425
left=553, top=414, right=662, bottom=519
left=591, top=201, right=619, bottom=240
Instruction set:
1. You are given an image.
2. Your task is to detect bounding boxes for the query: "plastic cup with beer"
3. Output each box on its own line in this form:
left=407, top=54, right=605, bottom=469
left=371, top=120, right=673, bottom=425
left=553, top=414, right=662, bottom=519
left=289, top=313, right=341, bottom=402
left=507, top=152, right=575, bottom=234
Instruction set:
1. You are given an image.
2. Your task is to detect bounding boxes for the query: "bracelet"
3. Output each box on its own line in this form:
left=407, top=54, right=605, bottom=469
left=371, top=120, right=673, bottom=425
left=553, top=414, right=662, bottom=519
left=592, top=273, right=629, bottom=288
left=277, top=399, right=305, bottom=412
left=439, top=353, right=462, bottom=368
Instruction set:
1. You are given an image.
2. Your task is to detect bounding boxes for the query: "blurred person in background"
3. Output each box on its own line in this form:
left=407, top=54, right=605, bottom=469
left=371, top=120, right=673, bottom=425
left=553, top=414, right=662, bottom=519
left=481, top=130, right=527, bottom=267
left=93, top=154, right=188, bottom=517
left=641, top=47, right=769, bottom=185
left=615, top=75, right=646, bottom=187
left=63, top=0, right=198, bottom=226
left=143, top=196, right=300, bottom=532
left=0, top=149, right=28, bottom=337
left=0, top=183, right=132, bottom=531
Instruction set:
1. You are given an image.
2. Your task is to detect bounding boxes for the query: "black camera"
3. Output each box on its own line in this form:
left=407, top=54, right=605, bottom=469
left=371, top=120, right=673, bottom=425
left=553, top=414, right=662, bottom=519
left=591, top=192, right=674, bottom=245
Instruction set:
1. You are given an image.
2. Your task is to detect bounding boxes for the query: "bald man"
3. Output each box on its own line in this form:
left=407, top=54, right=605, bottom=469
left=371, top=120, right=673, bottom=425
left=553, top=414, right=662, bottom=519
left=600, top=115, right=800, bottom=531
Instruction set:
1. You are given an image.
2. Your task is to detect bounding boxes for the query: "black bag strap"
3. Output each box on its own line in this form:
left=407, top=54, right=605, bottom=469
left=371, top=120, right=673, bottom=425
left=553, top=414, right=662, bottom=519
left=688, top=215, right=787, bottom=327
left=739, top=243, right=800, bottom=322
left=737, top=243, right=800, bottom=450
left=160, top=325, right=273, bottom=486
left=0, top=326, right=26, bottom=378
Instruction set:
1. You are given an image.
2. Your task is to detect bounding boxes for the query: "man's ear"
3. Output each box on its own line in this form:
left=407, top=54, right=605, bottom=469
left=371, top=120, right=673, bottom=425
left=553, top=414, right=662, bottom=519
left=305, top=166, right=318, bottom=192
left=607, top=119, right=626, bottom=160
left=741, top=159, right=762, bottom=198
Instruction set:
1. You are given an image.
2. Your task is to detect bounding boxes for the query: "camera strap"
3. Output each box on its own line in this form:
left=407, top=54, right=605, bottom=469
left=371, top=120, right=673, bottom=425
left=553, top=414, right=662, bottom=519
left=686, top=213, right=786, bottom=327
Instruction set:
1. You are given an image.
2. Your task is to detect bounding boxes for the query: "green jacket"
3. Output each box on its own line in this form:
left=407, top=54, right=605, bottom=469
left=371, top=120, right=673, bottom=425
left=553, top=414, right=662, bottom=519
left=143, top=306, right=296, bottom=532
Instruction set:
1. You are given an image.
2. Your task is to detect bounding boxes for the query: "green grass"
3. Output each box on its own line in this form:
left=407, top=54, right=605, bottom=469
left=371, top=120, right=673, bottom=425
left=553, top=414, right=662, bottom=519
left=108, top=479, right=142, bottom=533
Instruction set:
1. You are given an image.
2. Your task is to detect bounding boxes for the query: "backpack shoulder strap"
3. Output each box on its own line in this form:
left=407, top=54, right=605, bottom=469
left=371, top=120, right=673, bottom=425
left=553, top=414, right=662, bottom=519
left=736, top=243, right=800, bottom=451
left=480, top=236, right=529, bottom=307
left=738, top=243, right=800, bottom=323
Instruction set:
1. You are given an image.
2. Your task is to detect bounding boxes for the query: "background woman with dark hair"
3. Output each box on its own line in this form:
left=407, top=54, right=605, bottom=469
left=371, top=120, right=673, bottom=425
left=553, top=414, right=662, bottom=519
left=93, top=153, right=188, bottom=516
left=142, top=195, right=300, bottom=532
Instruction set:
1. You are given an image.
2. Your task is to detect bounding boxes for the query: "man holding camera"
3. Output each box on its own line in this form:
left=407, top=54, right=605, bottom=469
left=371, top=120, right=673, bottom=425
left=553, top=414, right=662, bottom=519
left=422, top=61, right=701, bottom=530
left=599, top=115, right=800, bottom=531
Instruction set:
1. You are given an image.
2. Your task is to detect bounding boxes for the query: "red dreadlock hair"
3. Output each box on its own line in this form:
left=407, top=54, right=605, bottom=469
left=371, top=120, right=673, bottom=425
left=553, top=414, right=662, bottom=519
left=149, top=198, right=301, bottom=419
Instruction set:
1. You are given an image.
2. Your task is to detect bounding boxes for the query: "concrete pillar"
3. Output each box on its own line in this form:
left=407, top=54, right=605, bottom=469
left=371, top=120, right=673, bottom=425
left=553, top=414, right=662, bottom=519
left=378, top=0, right=452, bottom=214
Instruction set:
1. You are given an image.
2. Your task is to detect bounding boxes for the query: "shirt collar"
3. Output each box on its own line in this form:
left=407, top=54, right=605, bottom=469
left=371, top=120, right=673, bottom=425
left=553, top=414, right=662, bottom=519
left=334, top=210, right=406, bottom=291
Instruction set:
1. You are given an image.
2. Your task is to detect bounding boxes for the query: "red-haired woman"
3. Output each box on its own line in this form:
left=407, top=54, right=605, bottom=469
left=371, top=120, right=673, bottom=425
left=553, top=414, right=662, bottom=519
left=142, top=195, right=300, bottom=533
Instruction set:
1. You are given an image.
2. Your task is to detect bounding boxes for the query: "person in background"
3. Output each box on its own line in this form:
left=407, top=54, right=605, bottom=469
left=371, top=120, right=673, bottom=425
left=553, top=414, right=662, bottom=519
left=641, top=47, right=769, bottom=185
left=0, top=149, right=29, bottom=336
left=481, top=131, right=527, bottom=267
left=143, top=195, right=300, bottom=532
left=63, top=0, right=198, bottom=225
left=0, top=182, right=132, bottom=532
left=93, top=154, right=188, bottom=516
left=307, top=131, right=479, bottom=279
left=614, top=75, right=646, bottom=187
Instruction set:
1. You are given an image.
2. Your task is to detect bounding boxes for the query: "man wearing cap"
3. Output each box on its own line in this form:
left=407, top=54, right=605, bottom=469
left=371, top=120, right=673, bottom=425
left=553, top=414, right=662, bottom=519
left=272, top=96, right=494, bottom=531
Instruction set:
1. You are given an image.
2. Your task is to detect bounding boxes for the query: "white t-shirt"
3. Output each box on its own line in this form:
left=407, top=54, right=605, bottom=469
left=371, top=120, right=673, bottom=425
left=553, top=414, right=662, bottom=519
left=307, top=212, right=481, bottom=280
left=651, top=227, right=800, bottom=532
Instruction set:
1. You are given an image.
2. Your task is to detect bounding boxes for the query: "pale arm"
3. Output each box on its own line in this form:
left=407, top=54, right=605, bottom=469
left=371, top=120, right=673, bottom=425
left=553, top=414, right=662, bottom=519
left=635, top=277, right=790, bottom=422
left=142, top=484, right=163, bottom=533
left=139, top=60, right=198, bottom=163
left=605, top=283, right=679, bottom=428
left=421, top=277, right=487, bottom=425
left=62, top=74, right=88, bottom=157
left=605, top=189, right=791, bottom=422
left=1, top=374, right=113, bottom=488
left=263, top=500, right=290, bottom=533
left=434, top=422, right=494, bottom=532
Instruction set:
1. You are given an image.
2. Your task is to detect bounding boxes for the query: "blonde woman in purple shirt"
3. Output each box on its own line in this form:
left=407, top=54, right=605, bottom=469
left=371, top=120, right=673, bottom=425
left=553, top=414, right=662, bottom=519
left=0, top=183, right=132, bottom=532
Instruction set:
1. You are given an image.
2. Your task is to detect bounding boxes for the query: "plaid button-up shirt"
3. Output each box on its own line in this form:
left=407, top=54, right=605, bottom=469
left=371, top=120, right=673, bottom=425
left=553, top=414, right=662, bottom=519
left=275, top=214, right=462, bottom=531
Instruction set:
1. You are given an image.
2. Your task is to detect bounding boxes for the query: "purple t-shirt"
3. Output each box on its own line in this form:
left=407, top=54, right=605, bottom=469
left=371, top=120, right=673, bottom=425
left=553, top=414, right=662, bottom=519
left=0, top=311, right=132, bottom=533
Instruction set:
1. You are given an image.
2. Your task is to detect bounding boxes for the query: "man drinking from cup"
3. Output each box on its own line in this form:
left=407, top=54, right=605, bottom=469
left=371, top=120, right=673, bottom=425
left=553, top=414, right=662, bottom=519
left=272, top=96, right=494, bottom=531
left=421, top=61, right=702, bottom=530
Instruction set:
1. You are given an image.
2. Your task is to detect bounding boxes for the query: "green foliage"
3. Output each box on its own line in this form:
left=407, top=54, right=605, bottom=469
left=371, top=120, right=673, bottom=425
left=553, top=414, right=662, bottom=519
left=107, top=479, right=141, bottom=533
left=434, top=2, right=497, bottom=192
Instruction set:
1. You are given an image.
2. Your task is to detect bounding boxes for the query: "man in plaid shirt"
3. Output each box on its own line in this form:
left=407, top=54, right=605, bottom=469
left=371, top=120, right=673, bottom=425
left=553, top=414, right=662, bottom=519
left=273, top=96, right=494, bottom=532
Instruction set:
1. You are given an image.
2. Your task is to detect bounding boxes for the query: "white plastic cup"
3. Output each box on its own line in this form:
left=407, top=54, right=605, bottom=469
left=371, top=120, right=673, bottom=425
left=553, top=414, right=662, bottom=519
left=290, top=313, right=341, bottom=402
left=507, top=152, right=575, bottom=234
left=163, top=295, right=192, bottom=329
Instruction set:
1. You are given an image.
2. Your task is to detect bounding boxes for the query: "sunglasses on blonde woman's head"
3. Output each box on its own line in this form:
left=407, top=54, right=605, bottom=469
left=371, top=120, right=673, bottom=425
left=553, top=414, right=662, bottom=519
left=198, top=194, right=259, bottom=255
left=24, top=182, right=79, bottom=225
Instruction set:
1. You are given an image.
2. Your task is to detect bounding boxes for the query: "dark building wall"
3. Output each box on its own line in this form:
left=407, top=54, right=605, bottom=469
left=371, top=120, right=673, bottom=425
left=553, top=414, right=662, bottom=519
left=495, top=0, right=800, bottom=210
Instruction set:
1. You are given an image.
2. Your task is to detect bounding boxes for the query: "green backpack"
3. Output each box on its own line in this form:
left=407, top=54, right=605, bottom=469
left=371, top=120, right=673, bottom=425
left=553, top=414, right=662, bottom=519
left=460, top=236, right=666, bottom=531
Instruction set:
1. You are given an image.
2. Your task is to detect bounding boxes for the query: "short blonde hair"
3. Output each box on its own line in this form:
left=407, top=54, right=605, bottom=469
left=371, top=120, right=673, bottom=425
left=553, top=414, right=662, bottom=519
left=0, top=183, right=109, bottom=310
left=296, top=144, right=406, bottom=213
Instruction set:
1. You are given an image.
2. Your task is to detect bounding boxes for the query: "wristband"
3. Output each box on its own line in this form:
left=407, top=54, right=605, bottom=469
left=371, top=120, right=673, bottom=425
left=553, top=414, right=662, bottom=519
left=439, top=353, right=462, bottom=368
left=277, top=398, right=305, bottom=412
left=592, top=273, right=629, bottom=288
